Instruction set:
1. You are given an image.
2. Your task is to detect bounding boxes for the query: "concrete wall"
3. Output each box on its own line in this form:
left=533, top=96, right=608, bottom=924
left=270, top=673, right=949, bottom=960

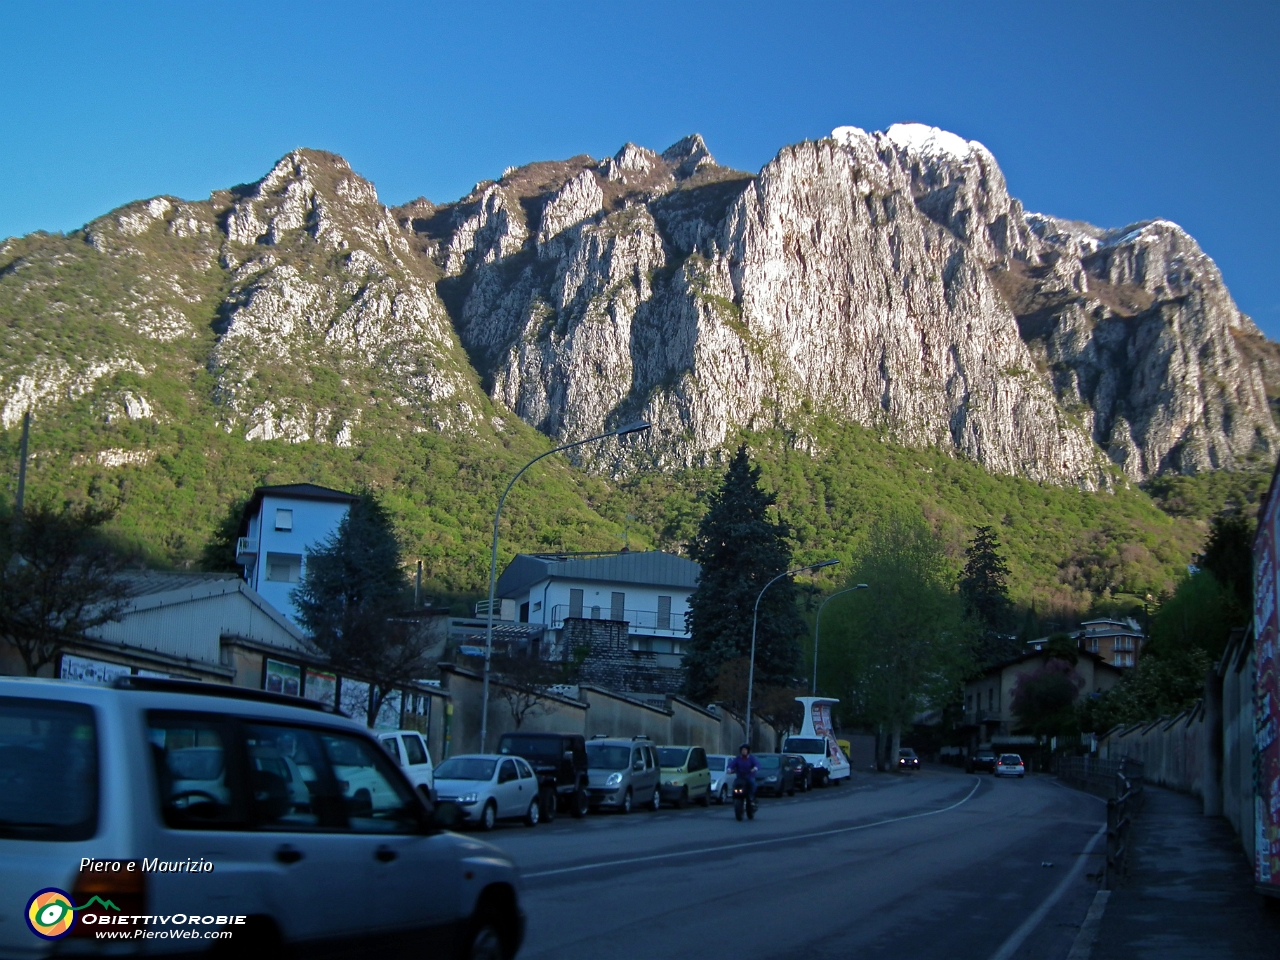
left=580, top=685, right=671, bottom=740
left=668, top=696, right=722, bottom=751
left=1100, top=707, right=1205, bottom=795
left=439, top=664, right=589, bottom=756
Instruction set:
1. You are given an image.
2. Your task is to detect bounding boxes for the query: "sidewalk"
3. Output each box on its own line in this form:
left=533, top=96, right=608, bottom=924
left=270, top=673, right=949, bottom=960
left=1090, top=785, right=1280, bottom=959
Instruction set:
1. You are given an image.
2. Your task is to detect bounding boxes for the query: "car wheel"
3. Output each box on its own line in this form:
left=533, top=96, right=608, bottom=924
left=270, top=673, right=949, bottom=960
left=719, top=785, right=729, bottom=804
left=465, top=922, right=505, bottom=960
left=649, top=786, right=660, bottom=811
left=524, top=798, right=540, bottom=827
left=572, top=785, right=589, bottom=818
left=621, top=788, right=633, bottom=814
left=676, top=787, right=688, bottom=809
left=479, top=800, right=497, bottom=832
left=698, top=786, right=711, bottom=807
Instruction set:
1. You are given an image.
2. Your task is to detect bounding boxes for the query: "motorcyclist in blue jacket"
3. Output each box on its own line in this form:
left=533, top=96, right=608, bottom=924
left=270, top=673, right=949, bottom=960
left=727, top=743, right=759, bottom=803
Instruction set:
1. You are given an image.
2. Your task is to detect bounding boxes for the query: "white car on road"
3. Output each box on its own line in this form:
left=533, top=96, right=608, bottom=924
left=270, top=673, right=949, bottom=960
left=994, top=753, right=1026, bottom=778
left=433, top=754, right=542, bottom=830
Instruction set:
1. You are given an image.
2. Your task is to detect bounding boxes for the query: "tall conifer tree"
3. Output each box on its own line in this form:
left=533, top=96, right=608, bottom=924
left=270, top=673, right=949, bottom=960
left=683, top=445, right=804, bottom=704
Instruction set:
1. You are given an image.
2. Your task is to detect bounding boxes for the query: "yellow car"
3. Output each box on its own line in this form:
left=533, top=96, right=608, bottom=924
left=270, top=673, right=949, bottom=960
left=657, top=745, right=712, bottom=808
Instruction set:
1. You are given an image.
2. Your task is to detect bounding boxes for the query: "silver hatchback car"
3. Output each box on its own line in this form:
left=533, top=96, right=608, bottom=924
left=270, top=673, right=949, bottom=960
left=585, top=737, right=661, bottom=813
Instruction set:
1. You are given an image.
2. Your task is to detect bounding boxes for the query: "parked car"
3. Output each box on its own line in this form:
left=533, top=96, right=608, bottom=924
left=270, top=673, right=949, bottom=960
left=994, top=753, right=1026, bottom=778
left=782, top=754, right=812, bottom=792
left=707, top=754, right=734, bottom=804
left=967, top=749, right=998, bottom=773
left=379, top=728, right=434, bottom=800
left=657, top=745, right=712, bottom=807
left=585, top=736, right=661, bottom=813
left=497, top=731, right=589, bottom=820
left=755, top=754, right=791, bottom=796
left=433, top=753, right=543, bottom=829
left=0, top=675, right=525, bottom=959
left=897, top=747, right=920, bottom=772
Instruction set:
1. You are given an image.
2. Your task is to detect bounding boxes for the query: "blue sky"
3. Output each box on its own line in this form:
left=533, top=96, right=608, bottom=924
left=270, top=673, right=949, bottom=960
left=3, top=2, right=1278, bottom=333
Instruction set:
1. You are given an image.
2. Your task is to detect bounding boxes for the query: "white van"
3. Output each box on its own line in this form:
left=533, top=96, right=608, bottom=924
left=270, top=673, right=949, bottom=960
left=0, top=676, right=523, bottom=958
left=379, top=728, right=435, bottom=800
left=783, top=696, right=851, bottom=786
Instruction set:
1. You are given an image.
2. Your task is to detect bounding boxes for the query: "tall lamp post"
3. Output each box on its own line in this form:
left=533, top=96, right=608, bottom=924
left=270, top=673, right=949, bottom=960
left=811, top=583, right=869, bottom=695
left=745, top=558, right=840, bottom=745
left=479, top=420, right=651, bottom=752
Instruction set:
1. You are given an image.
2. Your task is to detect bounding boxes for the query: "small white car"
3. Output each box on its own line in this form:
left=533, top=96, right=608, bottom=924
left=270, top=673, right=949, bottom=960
left=380, top=728, right=435, bottom=799
left=994, top=753, right=1026, bottom=778
left=707, top=754, right=733, bottom=804
left=433, top=754, right=542, bottom=831
left=0, top=676, right=525, bottom=958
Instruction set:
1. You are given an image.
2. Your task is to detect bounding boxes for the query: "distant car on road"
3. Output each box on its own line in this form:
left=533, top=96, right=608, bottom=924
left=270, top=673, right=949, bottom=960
left=657, top=745, right=712, bottom=807
left=707, top=754, right=734, bottom=803
left=897, top=747, right=920, bottom=772
left=782, top=753, right=812, bottom=792
left=994, top=753, right=1026, bottom=778
left=967, top=749, right=998, bottom=774
left=433, top=754, right=543, bottom=829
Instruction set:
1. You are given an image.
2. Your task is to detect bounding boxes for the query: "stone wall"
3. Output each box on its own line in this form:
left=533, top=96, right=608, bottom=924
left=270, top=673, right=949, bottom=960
left=564, top=617, right=684, bottom=695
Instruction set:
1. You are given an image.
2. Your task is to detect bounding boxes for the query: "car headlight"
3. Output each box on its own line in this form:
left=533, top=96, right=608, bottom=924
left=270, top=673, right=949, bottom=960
left=605, top=772, right=622, bottom=787
left=458, top=793, right=479, bottom=805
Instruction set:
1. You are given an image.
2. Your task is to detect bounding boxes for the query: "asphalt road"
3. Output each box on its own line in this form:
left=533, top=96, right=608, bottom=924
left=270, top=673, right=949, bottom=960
left=484, top=766, right=1107, bottom=960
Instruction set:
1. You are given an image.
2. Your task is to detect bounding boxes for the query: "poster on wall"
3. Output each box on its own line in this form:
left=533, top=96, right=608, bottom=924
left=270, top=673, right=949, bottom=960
left=1253, top=476, right=1280, bottom=892
left=264, top=659, right=301, bottom=697
left=304, top=668, right=337, bottom=707
left=60, top=654, right=131, bottom=685
left=340, top=678, right=371, bottom=725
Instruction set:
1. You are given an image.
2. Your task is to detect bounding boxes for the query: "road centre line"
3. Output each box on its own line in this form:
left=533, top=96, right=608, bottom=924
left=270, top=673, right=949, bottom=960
left=986, top=822, right=1107, bottom=960
left=523, top=777, right=982, bottom=879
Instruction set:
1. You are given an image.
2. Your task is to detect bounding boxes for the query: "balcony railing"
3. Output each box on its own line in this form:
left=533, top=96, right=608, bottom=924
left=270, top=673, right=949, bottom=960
left=548, top=604, right=689, bottom=636
left=235, top=537, right=258, bottom=564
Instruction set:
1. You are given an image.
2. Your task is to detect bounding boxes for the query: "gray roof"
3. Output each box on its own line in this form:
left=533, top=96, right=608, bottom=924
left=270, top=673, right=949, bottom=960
left=496, top=551, right=700, bottom=598
left=118, top=570, right=242, bottom=598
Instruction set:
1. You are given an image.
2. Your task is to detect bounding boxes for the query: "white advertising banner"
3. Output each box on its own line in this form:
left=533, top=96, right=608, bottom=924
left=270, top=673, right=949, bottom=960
left=60, top=654, right=131, bottom=685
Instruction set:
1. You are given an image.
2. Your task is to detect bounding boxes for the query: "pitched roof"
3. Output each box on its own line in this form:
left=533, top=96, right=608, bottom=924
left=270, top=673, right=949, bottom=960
left=496, top=551, right=700, bottom=598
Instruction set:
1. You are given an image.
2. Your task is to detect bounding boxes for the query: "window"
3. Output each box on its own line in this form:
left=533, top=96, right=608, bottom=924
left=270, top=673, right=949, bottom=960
left=611, top=592, right=625, bottom=621
left=274, top=508, right=293, bottom=532
left=516, top=759, right=533, bottom=779
left=691, top=748, right=706, bottom=771
left=1114, top=637, right=1134, bottom=652
left=246, top=723, right=343, bottom=829
left=1116, top=652, right=1135, bottom=667
left=0, top=697, right=99, bottom=841
left=319, top=730, right=419, bottom=833
left=591, top=605, right=601, bottom=619
left=402, top=734, right=428, bottom=766
left=266, top=553, right=302, bottom=583
left=569, top=588, right=583, bottom=619
left=380, top=737, right=401, bottom=763
left=988, top=689, right=995, bottom=711
left=1087, top=638, right=1099, bottom=653
left=498, top=760, right=517, bottom=784
left=147, top=713, right=247, bottom=830
left=532, top=601, right=541, bottom=613
left=519, top=602, right=529, bottom=623
left=657, top=595, right=672, bottom=630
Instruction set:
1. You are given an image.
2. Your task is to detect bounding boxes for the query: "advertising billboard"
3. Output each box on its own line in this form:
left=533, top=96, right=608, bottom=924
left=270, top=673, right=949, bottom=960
left=1253, top=472, right=1280, bottom=892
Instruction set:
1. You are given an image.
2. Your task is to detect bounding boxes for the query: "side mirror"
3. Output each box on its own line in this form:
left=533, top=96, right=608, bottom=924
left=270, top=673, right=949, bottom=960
left=633, top=761, right=644, bottom=772
left=430, top=800, right=462, bottom=830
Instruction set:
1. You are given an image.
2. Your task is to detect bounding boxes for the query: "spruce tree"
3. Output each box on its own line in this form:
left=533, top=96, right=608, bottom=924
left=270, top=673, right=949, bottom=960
left=960, top=525, right=1020, bottom=667
left=684, top=445, right=804, bottom=704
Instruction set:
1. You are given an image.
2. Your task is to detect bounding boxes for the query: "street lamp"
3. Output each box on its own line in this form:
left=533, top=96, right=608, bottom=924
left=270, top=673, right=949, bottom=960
left=811, top=583, right=869, bottom=695
left=479, top=420, right=651, bottom=752
left=745, top=558, right=840, bottom=745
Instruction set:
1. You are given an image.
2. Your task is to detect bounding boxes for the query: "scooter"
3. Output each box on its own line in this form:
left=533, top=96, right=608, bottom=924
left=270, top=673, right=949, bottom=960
left=732, top=777, right=757, bottom=821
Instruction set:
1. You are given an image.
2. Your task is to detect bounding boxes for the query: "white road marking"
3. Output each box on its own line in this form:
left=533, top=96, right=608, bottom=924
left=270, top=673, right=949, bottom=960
left=523, top=777, right=982, bottom=879
left=987, top=822, right=1107, bottom=960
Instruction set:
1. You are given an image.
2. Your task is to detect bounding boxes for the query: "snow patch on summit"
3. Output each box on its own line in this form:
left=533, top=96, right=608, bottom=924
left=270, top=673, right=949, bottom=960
left=885, top=123, right=978, bottom=162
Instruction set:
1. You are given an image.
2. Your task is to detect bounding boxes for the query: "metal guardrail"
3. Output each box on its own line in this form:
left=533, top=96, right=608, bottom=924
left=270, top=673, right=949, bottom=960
left=1056, top=756, right=1144, bottom=889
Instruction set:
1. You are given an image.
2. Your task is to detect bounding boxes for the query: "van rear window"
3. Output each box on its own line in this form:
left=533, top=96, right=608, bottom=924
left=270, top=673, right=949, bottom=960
left=0, top=697, right=98, bottom=841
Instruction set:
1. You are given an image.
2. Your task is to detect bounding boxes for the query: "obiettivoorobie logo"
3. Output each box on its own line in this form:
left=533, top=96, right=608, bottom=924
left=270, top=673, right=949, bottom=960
left=25, top=887, right=119, bottom=940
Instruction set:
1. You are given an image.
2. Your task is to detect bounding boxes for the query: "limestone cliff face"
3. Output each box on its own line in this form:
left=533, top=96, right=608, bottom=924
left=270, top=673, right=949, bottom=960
left=421, top=124, right=1278, bottom=483
left=3, top=130, right=1274, bottom=484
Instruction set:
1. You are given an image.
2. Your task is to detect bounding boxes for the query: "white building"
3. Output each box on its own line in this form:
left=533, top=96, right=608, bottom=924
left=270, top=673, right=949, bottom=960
left=234, top=483, right=359, bottom=626
left=489, top=551, right=700, bottom=666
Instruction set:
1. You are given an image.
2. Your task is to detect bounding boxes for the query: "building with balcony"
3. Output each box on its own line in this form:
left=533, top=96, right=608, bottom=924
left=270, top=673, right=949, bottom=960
left=487, top=550, right=700, bottom=669
left=1025, top=617, right=1145, bottom=669
left=235, top=483, right=359, bottom=626
left=963, top=648, right=1124, bottom=750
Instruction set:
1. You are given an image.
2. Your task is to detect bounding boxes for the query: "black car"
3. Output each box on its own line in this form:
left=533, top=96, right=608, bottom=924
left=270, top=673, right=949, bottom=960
left=497, top=732, right=590, bottom=819
left=755, top=754, right=792, bottom=796
left=967, top=749, right=997, bottom=774
left=897, top=747, right=920, bottom=771
left=782, top=754, right=811, bottom=792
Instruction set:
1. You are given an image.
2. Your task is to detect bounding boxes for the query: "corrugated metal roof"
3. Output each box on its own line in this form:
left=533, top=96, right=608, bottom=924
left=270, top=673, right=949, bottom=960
left=118, top=571, right=241, bottom=598
left=496, top=550, right=700, bottom=598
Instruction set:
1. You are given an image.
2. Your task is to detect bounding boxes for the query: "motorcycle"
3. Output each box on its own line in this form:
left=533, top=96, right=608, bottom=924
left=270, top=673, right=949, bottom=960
left=732, top=777, right=757, bottom=821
